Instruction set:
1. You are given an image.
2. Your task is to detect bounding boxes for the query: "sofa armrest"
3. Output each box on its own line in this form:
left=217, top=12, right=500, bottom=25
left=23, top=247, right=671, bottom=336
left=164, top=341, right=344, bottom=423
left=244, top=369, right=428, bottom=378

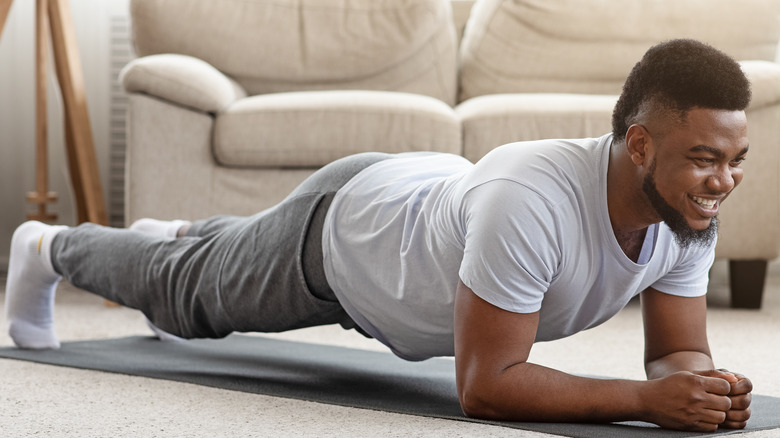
left=740, top=60, right=780, bottom=110
left=120, top=54, right=247, bottom=113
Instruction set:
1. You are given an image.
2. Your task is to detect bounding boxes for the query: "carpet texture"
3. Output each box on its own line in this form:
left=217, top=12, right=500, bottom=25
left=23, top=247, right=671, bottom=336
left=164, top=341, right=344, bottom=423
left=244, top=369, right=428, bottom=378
left=0, top=334, right=777, bottom=438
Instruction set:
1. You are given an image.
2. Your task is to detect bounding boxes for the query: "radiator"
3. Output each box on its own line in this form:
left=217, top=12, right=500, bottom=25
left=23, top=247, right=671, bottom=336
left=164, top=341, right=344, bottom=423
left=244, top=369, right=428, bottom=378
left=108, top=14, right=134, bottom=227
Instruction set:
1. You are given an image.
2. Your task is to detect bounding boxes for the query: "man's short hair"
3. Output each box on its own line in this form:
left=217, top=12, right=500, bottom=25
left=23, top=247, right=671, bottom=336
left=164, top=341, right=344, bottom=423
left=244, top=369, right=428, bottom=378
left=612, top=39, right=752, bottom=139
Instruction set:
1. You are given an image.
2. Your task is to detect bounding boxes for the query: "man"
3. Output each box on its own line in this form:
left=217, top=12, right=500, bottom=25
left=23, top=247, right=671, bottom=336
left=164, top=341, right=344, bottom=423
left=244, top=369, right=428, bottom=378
left=5, top=39, right=752, bottom=431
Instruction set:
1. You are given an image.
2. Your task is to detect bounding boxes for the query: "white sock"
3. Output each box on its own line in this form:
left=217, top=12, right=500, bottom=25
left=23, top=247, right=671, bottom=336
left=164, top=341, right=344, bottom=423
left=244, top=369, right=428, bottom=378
left=143, top=316, right=185, bottom=342
left=128, top=218, right=190, bottom=239
left=5, top=221, right=68, bottom=349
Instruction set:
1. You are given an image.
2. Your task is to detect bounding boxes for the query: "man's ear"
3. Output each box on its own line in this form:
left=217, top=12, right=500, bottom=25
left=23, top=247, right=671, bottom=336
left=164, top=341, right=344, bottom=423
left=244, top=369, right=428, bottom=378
left=625, top=124, right=651, bottom=167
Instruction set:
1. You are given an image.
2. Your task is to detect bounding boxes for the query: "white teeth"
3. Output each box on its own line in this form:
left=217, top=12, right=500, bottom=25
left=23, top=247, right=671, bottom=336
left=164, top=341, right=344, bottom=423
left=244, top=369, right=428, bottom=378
left=692, top=196, right=716, bottom=208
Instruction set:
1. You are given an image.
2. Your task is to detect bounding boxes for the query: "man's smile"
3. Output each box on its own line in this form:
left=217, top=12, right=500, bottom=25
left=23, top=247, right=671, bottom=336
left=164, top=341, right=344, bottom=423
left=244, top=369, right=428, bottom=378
left=689, top=195, right=719, bottom=218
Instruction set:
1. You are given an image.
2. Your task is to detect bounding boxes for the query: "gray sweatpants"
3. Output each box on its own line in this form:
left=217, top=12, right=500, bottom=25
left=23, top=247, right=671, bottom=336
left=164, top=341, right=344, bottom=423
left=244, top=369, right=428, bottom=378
left=50, top=153, right=394, bottom=339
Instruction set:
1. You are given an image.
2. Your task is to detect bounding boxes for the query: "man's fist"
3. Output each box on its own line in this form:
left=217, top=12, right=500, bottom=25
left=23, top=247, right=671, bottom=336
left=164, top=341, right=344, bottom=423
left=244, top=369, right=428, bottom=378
left=643, top=371, right=734, bottom=431
left=695, top=369, right=752, bottom=429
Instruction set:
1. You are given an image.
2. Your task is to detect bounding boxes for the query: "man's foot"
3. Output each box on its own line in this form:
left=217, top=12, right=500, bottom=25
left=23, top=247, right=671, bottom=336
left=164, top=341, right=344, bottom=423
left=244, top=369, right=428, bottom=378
left=128, top=218, right=190, bottom=239
left=128, top=218, right=189, bottom=341
left=144, top=316, right=185, bottom=342
left=5, top=221, right=68, bottom=349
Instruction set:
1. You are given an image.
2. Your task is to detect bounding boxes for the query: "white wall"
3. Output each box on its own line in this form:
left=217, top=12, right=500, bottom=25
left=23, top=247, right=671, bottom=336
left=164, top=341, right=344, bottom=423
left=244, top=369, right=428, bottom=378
left=0, top=0, right=129, bottom=270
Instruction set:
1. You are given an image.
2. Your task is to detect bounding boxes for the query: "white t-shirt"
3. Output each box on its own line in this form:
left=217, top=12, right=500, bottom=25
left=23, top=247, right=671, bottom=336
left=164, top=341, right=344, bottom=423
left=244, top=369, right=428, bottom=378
left=322, top=134, right=715, bottom=361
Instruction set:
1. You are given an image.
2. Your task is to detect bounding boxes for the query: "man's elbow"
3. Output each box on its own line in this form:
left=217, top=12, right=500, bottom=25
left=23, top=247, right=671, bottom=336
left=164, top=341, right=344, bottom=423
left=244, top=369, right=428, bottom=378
left=458, top=382, right=507, bottom=420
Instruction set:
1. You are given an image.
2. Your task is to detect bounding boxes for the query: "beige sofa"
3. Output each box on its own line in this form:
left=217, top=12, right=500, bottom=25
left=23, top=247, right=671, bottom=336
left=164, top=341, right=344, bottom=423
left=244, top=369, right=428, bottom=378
left=122, top=0, right=462, bottom=221
left=121, top=0, right=780, bottom=308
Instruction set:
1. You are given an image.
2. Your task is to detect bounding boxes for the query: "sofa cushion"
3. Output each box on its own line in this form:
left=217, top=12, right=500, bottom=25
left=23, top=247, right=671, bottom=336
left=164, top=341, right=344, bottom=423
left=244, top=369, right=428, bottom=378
left=741, top=61, right=780, bottom=111
left=459, top=0, right=780, bottom=101
left=456, top=60, right=780, bottom=162
left=213, top=90, right=461, bottom=168
left=130, top=0, right=458, bottom=105
left=457, top=94, right=617, bottom=162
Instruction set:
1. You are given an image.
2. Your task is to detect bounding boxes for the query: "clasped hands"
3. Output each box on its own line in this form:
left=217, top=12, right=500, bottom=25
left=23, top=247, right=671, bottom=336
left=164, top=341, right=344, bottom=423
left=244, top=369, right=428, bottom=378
left=647, top=369, right=752, bottom=432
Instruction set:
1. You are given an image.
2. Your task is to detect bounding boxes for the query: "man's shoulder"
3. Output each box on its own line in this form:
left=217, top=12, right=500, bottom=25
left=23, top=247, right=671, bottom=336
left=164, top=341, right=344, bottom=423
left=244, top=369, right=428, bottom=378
left=359, top=152, right=471, bottom=182
left=463, top=134, right=611, bottom=203
left=472, top=135, right=607, bottom=178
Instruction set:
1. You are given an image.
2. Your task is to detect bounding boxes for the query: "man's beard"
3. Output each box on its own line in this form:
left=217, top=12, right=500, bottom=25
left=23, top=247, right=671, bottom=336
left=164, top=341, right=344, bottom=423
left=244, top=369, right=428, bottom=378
left=642, top=160, right=718, bottom=248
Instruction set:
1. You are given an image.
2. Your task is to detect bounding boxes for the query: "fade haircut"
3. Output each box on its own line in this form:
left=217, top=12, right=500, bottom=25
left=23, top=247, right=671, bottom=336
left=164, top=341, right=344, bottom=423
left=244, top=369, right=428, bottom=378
left=612, top=39, right=751, bottom=140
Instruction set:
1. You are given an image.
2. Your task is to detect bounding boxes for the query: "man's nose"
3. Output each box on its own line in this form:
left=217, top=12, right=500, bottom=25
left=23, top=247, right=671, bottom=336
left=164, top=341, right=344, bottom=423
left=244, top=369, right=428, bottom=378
left=706, top=165, right=737, bottom=193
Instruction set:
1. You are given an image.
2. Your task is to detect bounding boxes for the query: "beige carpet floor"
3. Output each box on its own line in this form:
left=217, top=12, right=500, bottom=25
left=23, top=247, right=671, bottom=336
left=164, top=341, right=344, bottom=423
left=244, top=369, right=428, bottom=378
left=1, top=259, right=778, bottom=437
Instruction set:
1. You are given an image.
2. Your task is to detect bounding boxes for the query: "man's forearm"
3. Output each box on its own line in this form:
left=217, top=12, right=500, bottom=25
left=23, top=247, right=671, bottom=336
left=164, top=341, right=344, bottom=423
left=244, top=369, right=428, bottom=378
left=460, top=359, right=735, bottom=431
left=460, top=360, right=651, bottom=424
left=644, top=350, right=715, bottom=380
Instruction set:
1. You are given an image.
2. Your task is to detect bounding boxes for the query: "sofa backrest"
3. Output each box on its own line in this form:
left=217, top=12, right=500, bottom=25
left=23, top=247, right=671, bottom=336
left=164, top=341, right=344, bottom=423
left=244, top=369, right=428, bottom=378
left=130, top=0, right=459, bottom=105
left=459, top=0, right=780, bottom=102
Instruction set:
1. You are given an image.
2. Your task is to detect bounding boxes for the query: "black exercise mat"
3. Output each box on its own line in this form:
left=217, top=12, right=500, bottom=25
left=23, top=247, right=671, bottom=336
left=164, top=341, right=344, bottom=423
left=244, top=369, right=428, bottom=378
left=0, top=335, right=778, bottom=437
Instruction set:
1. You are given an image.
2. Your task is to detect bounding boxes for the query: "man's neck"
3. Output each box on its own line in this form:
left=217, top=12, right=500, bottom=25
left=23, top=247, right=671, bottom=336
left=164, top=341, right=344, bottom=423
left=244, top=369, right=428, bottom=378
left=606, top=138, right=657, bottom=260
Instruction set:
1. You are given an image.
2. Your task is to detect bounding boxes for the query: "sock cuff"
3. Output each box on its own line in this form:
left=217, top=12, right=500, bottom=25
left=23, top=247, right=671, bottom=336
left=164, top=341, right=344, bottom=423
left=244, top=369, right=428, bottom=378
left=166, top=220, right=190, bottom=238
left=39, top=225, right=69, bottom=277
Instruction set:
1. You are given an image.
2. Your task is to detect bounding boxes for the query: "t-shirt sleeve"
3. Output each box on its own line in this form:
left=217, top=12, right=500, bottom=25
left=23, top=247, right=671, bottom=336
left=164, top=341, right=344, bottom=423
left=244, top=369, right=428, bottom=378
left=650, top=233, right=716, bottom=298
left=458, top=180, right=562, bottom=313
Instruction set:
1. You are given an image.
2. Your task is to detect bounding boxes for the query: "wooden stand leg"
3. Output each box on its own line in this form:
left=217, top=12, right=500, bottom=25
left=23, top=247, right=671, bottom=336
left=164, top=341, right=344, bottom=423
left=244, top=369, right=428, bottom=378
left=0, top=0, right=12, bottom=33
left=26, top=0, right=58, bottom=223
left=1, top=0, right=107, bottom=225
left=63, top=106, right=89, bottom=223
left=728, top=259, right=767, bottom=309
left=48, top=0, right=107, bottom=226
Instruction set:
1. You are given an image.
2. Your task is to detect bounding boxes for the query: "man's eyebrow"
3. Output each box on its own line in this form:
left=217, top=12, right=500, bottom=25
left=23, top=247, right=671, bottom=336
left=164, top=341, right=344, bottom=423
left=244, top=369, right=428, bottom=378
left=689, top=144, right=749, bottom=158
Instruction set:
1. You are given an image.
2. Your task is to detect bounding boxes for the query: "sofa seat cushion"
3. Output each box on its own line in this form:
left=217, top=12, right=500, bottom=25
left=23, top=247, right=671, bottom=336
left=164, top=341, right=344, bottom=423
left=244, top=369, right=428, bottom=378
left=457, top=94, right=617, bottom=162
left=214, top=90, right=461, bottom=168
